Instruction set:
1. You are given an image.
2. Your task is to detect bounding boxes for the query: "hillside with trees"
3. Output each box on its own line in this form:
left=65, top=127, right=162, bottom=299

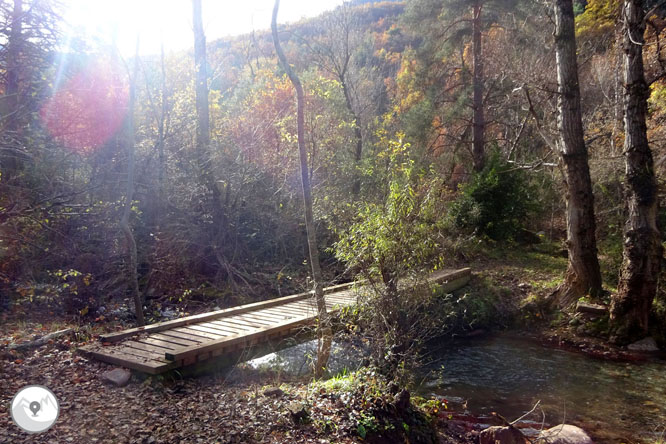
left=2, top=0, right=666, bottom=443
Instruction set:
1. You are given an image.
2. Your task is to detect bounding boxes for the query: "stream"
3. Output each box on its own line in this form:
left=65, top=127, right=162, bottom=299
left=247, top=334, right=666, bottom=443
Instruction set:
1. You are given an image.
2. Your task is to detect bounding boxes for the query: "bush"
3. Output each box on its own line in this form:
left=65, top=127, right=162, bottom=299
left=448, top=151, right=538, bottom=240
left=334, top=135, right=448, bottom=379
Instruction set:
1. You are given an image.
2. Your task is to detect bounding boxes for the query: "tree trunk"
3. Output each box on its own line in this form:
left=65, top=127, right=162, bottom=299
left=471, top=0, right=485, bottom=172
left=341, top=80, right=364, bottom=197
left=272, top=0, right=330, bottom=378
left=120, top=39, right=145, bottom=327
left=553, top=0, right=603, bottom=306
left=192, top=0, right=227, bottom=260
left=610, top=0, right=662, bottom=343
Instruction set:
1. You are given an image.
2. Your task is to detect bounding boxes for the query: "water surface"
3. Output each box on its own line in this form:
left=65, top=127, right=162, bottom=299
left=248, top=334, right=666, bottom=443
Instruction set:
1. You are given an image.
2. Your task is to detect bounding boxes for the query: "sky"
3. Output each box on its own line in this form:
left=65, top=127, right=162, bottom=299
left=63, top=0, right=345, bottom=56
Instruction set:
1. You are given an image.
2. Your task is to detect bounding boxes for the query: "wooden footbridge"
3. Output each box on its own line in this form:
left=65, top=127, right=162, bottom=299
left=79, top=268, right=471, bottom=374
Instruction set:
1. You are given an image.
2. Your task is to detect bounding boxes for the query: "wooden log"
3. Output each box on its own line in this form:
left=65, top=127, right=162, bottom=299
left=576, top=301, right=608, bottom=315
left=9, top=328, right=73, bottom=351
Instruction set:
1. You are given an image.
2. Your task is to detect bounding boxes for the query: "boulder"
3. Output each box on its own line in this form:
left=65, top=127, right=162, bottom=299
left=479, top=426, right=528, bottom=444
left=101, top=368, right=131, bottom=387
left=537, top=424, right=593, bottom=444
left=627, top=337, right=659, bottom=352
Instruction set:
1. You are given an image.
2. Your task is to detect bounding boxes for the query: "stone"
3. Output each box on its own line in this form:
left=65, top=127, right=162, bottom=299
left=537, top=424, right=593, bottom=444
left=287, top=402, right=309, bottom=423
left=263, top=387, right=284, bottom=398
left=575, top=302, right=607, bottom=316
left=101, top=368, right=131, bottom=387
left=479, top=426, right=528, bottom=444
left=627, top=337, right=659, bottom=352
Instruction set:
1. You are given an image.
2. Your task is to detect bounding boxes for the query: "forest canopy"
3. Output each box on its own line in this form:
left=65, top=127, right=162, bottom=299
left=1, top=0, right=666, bottom=346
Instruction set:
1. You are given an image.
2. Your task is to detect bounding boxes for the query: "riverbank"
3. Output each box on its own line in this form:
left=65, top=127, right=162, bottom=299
left=0, top=333, right=476, bottom=443
left=3, top=329, right=665, bottom=443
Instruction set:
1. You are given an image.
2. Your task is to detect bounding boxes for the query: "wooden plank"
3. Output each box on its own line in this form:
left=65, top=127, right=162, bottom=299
left=326, top=292, right=355, bottom=301
left=175, top=326, right=225, bottom=340
left=136, top=336, right=183, bottom=351
left=325, top=299, right=350, bottom=307
left=429, top=268, right=471, bottom=285
left=233, top=314, right=275, bottom=326
left=244, top=310, right=293, bottom=321
left=259, top=307, right=305, bottom=318
left=99, top=281, right=355, bottom=343
left=326, top=297, right=356, bottom=306
left=79, top=346, right=174, bottom=374
left=282, top=301, right=319, bottom=311
left=123, top=340, right=174, bottom=355
left=113, top=344, right=168, bottom=363
left=269, top=304, right=313, bottom=315
left=213, top=318, right=263, bottom=330
left=438, top=275, right=471, bottom=294
left=155, top=330, right=205, bottom=344
left=197, top=322, right=247, bottom=335
left=165, top=315, right=314, bottom=361
left=150, top=333, right=198, bottom=347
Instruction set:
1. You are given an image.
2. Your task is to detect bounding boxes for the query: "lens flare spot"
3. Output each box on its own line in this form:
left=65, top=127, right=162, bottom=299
left=40, top=57, right=129, bottom=153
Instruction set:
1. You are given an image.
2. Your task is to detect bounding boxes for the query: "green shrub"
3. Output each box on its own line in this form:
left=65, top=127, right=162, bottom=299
left=334, top=135, right=447, bottom=379
left=334, top=135, right=446, bottom=289
left=448, top=151, right=538, bottom=240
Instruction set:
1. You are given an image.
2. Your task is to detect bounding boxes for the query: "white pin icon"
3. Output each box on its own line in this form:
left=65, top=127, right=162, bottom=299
left=10, top=385, right=59, bottom=433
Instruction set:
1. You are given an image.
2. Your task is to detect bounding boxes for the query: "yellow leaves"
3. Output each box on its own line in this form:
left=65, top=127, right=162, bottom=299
left=649, top=81, right=666, bottom=115
left=575, top=0, right=620, bottom=41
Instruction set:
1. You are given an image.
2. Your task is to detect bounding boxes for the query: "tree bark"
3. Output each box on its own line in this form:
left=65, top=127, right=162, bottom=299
left=272, top=0, right=330, bottom=378
left=192, top=0, right=227, bottom=268
left=554, top=0, right=603, bottom=306
left=121, top=39, right=145, bottom=327
left=472, top=0, right=485, bottom=172
left=610, top=0, right=662, bottom=342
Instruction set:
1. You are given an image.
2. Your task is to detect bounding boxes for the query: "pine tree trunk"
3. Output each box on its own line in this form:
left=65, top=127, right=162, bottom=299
left=272, top=0, right=331, bottom=378
left=121, top=39, right=145, bottom=327
left=554, top=0, right=603, bottom=306
left=610, top=0, right=662, bottom=342
left=472, top=0, right=485, bottom=172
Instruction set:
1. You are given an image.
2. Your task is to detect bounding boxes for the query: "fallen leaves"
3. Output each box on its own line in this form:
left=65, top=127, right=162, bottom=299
left=0, top=338, right=360, bottom=444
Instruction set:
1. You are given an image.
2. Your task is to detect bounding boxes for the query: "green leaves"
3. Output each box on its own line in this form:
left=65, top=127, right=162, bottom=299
left=334, top=135, right=445, bottom=284
left=448, top=150, right=539, bottom=241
